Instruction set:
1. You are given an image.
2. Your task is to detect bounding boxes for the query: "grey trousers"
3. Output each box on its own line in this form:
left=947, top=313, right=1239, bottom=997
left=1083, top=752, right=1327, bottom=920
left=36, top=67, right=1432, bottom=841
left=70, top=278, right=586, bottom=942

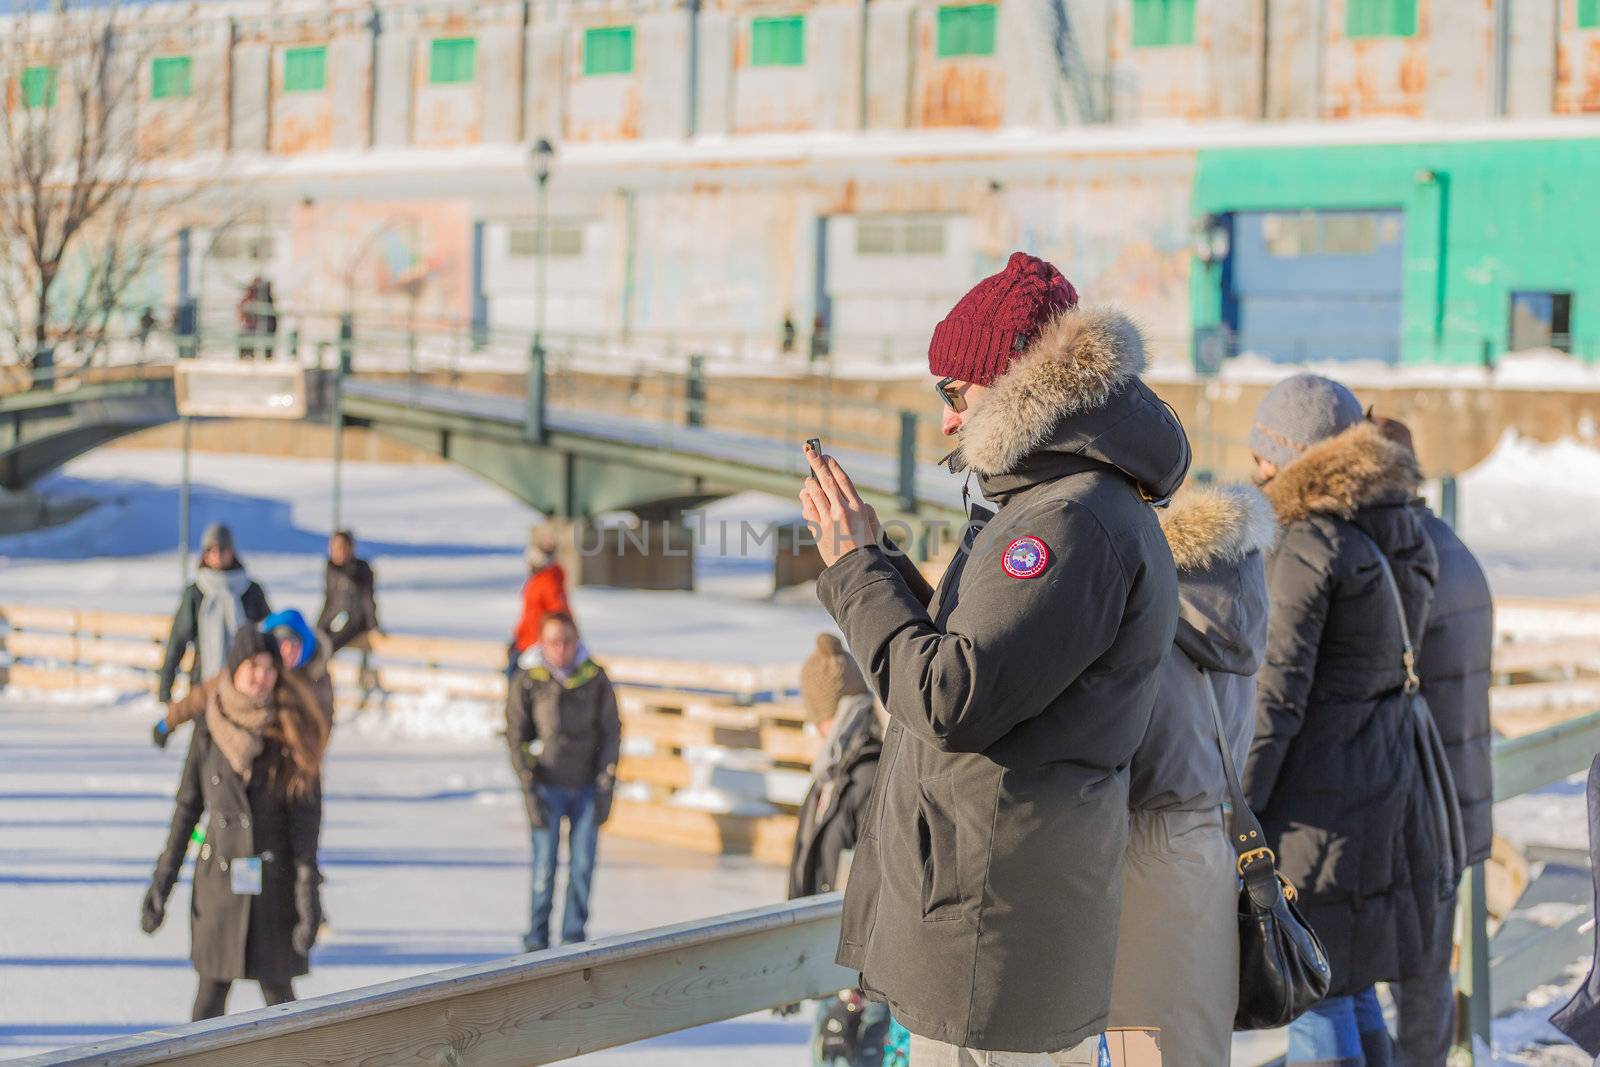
left=908, top=1033, right=1103, bottom=1066
left=1108, top=807, right=1239, bottom=1067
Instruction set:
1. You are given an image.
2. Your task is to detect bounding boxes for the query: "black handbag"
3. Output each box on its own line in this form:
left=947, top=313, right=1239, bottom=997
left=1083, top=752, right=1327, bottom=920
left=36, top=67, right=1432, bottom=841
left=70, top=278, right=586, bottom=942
left=1202, top=673, right=1333, bottom=1030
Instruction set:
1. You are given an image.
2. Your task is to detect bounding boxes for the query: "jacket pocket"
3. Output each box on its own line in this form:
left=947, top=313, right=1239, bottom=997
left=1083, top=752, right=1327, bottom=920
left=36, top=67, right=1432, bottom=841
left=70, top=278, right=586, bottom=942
left=916, top=777, right=962, bottom=921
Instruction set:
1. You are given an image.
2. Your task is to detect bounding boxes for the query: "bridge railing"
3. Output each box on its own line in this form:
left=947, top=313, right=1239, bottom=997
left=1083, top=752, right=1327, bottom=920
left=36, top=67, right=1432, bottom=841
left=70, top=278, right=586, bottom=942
left=12, top=710, right=1598, bottom=1067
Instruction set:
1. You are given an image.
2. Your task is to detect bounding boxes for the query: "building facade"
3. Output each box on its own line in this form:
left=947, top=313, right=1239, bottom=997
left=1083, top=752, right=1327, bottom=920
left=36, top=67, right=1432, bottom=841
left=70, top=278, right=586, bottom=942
left=7, top=0, right=1600, bottom=365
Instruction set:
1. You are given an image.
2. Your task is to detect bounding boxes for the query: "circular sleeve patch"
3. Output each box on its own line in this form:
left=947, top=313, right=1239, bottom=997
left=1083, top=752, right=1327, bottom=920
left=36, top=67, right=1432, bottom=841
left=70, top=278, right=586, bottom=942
left=1001, top=535, right=1050, bottom=579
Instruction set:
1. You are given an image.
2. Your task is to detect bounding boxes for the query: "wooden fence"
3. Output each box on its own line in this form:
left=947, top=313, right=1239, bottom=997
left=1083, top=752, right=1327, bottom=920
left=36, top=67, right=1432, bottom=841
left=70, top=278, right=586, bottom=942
left=3, top=598, right=1598, bottom=872
left=0, top=603, right=816, bottom=865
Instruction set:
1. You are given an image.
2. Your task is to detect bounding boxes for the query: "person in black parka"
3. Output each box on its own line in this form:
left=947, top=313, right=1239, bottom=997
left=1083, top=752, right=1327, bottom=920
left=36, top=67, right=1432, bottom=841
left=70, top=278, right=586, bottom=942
left=1374, top=417, right=1495, bottom=1066
left=1244, top=377, right=1445, bottom=1066
left=141, top=628, right=329, bottom=1020
left=317, top=530, right=380, bottom=654
left=787, top=634, right=889, bottom=1067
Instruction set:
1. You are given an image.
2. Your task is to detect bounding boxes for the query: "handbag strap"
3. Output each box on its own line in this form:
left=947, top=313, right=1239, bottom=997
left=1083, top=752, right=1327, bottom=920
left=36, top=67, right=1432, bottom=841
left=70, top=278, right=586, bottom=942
left=1199, top=671, right=1273, bottom=873
left=1353, top=528, right=1421, bottom=694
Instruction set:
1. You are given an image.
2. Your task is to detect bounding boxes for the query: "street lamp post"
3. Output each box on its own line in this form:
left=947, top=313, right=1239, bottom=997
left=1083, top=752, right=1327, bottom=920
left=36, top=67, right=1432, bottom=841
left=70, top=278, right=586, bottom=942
left=528, top=138, right=554, bottom=442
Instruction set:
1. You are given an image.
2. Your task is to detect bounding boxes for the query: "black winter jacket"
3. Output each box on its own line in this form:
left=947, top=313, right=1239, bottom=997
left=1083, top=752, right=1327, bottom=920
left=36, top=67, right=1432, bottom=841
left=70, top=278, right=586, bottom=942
left=819, top=306, right=1189, bottom=1052
left=158, top=567, right=271, bottom=702
left=150, top=709, right=321, bottom=982
left=1415, top=507, right=1495, bottom=866
left=505, top=652, right=622, bottom=824
left=787, top=696, right=882, bottom=900
left=1245, top=423, right=1445, bottom=998
left=318, top=558, right=379, bottom=652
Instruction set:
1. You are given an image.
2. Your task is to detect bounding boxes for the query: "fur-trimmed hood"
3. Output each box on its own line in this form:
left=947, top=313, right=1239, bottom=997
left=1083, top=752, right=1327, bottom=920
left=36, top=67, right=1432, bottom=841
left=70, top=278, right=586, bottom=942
left=1161, top=484, right=1276, bottom=678
left=957, top=306, right=1190, bottom=502
left=1264, top=421, right=1422, bottom=525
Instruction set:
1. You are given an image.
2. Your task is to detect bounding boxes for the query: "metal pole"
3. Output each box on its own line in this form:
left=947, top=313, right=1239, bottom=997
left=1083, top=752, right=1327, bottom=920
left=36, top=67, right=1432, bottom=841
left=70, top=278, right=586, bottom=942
left=531, top=170, right=550, bottom=441
left=1457, top=862, right=1491, bottom=1059
left=1441, top=474, right=1459, bottom=530
left=897, top=410, right=918, bottom=512
left=333, top=313, right=352, bottom=532
left=179, top=415, right=191, bottom=592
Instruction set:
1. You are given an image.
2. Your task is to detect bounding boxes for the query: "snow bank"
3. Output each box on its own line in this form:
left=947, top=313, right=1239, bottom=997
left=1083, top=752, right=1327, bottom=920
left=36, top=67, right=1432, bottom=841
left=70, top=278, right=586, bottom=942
left=1458, top=432, right=1600, bottom=598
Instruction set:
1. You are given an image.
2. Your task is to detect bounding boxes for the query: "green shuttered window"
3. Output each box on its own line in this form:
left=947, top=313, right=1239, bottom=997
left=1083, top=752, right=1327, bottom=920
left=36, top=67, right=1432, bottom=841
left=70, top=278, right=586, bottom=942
left=1581, top=0, right=1600, bottom=29
left=430, top=37, right=476, bottom=84
left=751, top=15, right=805, bottom=67
left=1131, top=0, right=1196, bottom=47
left=283, top=46, right=327, bottom=92
left=21, top=66, right=55, bottom=109
left=1346, top=0, right=1417, bottom=38
left=151, top=56, right=192, bottom=100
left=584, top=26, right=635, bottom=76
left=936, top=4, right=997, bottom=58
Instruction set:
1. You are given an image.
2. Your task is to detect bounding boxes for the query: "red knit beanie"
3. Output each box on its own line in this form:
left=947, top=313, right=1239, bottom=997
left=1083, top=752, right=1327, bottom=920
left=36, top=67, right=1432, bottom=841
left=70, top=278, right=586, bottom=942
left=928, top=252, right=1079, bottom=386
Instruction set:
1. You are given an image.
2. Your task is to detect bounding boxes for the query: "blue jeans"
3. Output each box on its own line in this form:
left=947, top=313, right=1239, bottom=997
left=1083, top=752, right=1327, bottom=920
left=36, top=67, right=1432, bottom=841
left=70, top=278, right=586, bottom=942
left=1288, top=986, right=1393, bottom=1066
left=526, top=784, right=598, bottom=951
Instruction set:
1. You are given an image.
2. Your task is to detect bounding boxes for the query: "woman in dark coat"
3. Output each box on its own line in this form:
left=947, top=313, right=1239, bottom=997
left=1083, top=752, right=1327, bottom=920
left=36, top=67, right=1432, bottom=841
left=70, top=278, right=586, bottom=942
left=786, top=634, right=888, bottom=1067
left=141, top=628, right=328, bottom=1020
left=1243, top=379, right=1446, bottom=1065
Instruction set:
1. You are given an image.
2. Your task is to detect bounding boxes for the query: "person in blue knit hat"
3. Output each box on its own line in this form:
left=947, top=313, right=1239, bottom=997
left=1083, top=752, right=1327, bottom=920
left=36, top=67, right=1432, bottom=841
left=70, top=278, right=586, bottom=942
left=157, top=609, right=335, bottom=745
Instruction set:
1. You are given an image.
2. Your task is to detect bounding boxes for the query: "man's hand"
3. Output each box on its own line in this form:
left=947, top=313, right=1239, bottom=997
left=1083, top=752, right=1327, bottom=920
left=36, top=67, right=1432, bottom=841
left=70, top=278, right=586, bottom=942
left=800, top=445, right=880, bottom=568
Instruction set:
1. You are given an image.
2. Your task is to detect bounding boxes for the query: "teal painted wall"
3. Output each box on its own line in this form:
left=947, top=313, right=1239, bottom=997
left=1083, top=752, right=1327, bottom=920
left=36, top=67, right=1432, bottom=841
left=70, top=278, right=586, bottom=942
left=1192, top=139, right=1600, bottom=365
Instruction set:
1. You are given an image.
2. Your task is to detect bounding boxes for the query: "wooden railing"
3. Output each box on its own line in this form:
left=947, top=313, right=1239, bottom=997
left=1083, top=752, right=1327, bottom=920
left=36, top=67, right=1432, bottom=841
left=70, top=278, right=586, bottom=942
left=0, top=603, right=815, bottom=865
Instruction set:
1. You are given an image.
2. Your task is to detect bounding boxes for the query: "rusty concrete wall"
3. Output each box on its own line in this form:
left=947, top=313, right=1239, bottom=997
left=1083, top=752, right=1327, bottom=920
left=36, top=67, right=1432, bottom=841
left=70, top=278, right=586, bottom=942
left=1110, top=0, right=1265, bottom=121
left=910, top=3, right=1002, bottom=128
left=638, top=11, right=691, bottom=138
left=524, top=21, right=567, bottom=141
left=373, top=21, right=415, bottom=147
left=230, top=41, right=270, bottom=152
left=864, top=1, right=915, bottom=129
left=1555, top=0, right=1600, bottom=113
left=696, top=9, right=737, bottom=135
left=1424, top=0, right=1492, bottom=120
left=1265, top=0, right=1321, bottom=119
left=1321, top=0, right=1432, bottom=118
left=1507, top=0, right=1558, bottom=117
left=330, top=29, right=375, bottom=150
left=267, top=16, right=337, bottom=155
left=134, top=24, right=233, bottom=158
left=481, top=21, right=525, bottom=142
left=566, top=16, right=643, bottom=141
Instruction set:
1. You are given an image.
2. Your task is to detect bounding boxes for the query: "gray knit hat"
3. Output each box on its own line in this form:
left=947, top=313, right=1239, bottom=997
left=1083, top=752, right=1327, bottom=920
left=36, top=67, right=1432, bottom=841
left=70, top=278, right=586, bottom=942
left=1249, top=374, right=1365, bottom=469
left=200, top=522, right=235, bottom=555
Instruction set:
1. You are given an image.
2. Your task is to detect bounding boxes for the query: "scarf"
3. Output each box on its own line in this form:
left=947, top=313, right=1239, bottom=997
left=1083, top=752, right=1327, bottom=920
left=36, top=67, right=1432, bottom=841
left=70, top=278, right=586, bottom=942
left=205, top=672, right=277, bottom=781
left=518, top=642, right=591, bottom=685
left=194, top=566, right=253, bottom=680
left=808, top=693, right=877, bottom=819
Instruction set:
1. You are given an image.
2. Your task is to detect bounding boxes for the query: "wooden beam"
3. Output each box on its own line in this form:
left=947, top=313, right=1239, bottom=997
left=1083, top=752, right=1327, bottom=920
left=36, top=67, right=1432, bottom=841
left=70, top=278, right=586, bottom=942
left=19, top=897, right=852, bottom=1067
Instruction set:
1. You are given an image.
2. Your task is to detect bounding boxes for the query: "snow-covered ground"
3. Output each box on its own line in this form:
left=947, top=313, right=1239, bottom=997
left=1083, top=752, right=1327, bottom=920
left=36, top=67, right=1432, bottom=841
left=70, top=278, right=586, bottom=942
left=0, top=702, right=806, bottom=1063
left=1, top=703, right=1588, bottom=1065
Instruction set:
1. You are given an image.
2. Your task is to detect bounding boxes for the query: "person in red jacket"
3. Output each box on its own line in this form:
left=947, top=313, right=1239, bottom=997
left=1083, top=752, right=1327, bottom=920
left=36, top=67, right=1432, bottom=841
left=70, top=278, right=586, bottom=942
left=509, top=527, right=571, bottom=675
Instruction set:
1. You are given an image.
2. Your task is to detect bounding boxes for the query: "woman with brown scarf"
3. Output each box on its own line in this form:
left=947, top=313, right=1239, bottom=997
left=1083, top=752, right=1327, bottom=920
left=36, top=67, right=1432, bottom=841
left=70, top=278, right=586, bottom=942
left=141, top=627, right=329, bottom=1020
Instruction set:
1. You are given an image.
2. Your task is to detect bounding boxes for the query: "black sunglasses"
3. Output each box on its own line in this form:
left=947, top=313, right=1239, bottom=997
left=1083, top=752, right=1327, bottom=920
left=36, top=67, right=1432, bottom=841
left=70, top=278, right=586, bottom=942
left=936, top=376, right=968, bottom=413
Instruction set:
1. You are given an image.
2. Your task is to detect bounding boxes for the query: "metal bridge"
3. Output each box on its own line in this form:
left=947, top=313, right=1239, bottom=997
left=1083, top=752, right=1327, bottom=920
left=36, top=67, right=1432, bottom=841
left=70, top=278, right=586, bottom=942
left=0, top=356, right=963, bottom=525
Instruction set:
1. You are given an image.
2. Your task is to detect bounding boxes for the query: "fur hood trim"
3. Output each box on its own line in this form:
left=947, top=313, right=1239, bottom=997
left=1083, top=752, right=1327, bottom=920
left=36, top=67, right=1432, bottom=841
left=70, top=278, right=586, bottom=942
left=1159, top=484, right=1278, bottom=573
left=959, top=305, right=1148, bottom=477
left=1264, top=422, right=1422, bottom=524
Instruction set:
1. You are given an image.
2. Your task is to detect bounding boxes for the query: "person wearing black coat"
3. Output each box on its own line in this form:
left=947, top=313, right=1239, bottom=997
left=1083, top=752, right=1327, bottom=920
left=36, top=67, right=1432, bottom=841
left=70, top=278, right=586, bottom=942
left=1244, top=376, right=1445, bottom=1066
left=787, top=634, right=889, bottom=1067
left=157, top=523, right=271, bottom=707
left=141, top=628, right=328, bottom=1020
left=317, top=530, right=380, bottom=653
left=1374, top=417, right=1496, bottom=1065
